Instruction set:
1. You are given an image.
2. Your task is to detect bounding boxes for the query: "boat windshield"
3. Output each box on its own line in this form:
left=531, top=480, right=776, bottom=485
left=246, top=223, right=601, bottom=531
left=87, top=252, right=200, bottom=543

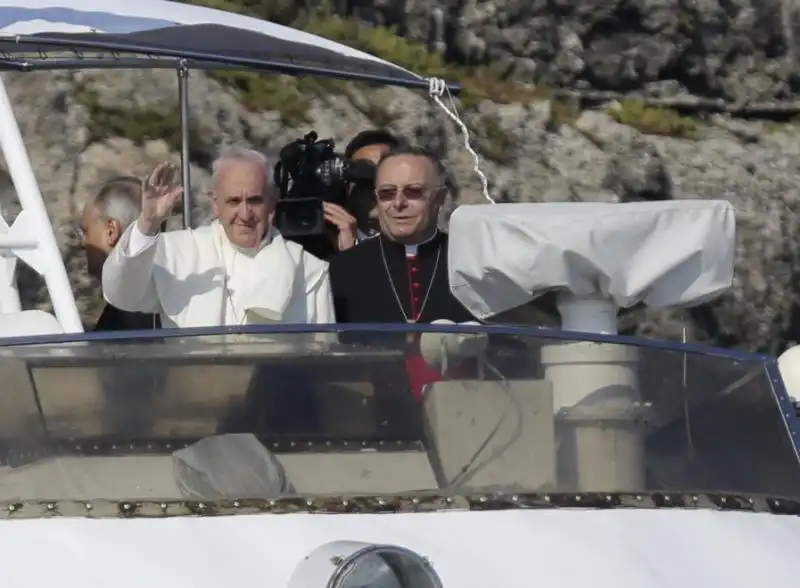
left=0, top=325, right=796, bottom=504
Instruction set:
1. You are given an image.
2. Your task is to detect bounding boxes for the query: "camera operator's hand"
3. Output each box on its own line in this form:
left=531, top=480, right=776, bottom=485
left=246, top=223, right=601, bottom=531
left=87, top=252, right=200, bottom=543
left=137, top=162, right=184, bottom=236
left=323, top=201, right=358, bottom=252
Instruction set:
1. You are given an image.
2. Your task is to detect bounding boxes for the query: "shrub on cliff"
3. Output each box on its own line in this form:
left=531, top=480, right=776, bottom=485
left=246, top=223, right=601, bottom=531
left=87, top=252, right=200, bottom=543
left=609, top=100, right=697, bottom=138
left=192, top=1, right=540, bottom=119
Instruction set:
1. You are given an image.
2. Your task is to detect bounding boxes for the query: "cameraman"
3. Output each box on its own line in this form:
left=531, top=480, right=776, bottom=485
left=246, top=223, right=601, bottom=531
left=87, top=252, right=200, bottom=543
left=342, top=129, right=402, bottom=241
left=275, top=129, right=402, bottom=260
left=323, top=129, right=403, bottom=253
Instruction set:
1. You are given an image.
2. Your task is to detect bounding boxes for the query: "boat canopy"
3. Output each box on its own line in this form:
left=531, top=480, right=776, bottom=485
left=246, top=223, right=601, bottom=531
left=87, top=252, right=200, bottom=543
left=0, top=0, right=444, bottom=90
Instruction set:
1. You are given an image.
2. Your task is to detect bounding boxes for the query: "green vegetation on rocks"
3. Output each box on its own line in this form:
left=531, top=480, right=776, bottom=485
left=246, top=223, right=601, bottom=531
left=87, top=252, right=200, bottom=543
left=81, top=0, right=547, bottom=145
left=609, top=100, right=698, bottom=138
left=190, top=1, right=542, bottom=123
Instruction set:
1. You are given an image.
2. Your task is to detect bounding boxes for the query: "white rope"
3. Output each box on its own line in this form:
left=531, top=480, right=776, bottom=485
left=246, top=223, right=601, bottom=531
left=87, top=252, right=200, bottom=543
left=427, top=77, right=495, bottom=204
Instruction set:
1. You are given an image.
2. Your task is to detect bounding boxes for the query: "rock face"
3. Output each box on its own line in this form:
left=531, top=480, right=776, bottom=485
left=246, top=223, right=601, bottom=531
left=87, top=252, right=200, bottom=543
left=362, top=0, right=800, bottom=104
left=3, top=0, right=800, bottom=353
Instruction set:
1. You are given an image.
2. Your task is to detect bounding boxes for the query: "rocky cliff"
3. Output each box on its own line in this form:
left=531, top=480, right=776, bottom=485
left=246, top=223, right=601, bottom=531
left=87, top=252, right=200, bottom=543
left=3, top=0, right=800, bottom=353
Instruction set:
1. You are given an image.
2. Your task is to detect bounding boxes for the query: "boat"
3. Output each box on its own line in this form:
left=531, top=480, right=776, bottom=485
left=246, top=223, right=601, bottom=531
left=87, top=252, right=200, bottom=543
left=0, top=2, right=798, bottom=588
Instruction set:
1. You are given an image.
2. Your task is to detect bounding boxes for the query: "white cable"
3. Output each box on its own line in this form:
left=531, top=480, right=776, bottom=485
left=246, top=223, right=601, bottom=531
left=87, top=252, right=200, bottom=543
left=427, top=77, right=495, bottom=204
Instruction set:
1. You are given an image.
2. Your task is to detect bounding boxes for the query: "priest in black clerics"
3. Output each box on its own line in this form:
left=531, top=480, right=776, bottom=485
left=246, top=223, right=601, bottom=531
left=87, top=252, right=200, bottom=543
left=328, top=146, right=475, bottom=399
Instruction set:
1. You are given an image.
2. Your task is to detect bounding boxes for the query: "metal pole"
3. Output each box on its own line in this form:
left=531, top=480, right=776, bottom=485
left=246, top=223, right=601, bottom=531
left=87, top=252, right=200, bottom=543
left=177, top=61, right=192, bottom=229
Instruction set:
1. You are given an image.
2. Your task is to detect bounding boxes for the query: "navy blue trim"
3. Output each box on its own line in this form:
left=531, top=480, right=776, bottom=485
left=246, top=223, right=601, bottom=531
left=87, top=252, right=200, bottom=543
left=0, top=322, right=770, bottom=362
left=765, top=359, right=800, bottom=455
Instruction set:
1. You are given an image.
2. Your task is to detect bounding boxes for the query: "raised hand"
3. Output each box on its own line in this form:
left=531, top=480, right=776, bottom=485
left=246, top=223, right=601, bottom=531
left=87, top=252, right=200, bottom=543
left=138, top=162, right=184, bottom=235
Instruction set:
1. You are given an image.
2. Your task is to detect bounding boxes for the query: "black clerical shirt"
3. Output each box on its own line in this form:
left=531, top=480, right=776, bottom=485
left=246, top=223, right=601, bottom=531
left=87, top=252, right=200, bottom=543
left=329, top=231, right=473, bottom=324
left=94, top=303, right=161, bottom=332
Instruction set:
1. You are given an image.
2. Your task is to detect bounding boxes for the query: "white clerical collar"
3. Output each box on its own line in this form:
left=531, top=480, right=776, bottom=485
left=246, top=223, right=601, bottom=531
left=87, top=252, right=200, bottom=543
left=404, top=230, right=438, bottom=258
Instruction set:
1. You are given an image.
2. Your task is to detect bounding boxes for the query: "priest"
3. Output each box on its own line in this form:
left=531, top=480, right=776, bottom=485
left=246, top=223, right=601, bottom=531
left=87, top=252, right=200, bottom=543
left=102, top=148, right=335, bottom=328
left=328, top=146, right=476, bottom=399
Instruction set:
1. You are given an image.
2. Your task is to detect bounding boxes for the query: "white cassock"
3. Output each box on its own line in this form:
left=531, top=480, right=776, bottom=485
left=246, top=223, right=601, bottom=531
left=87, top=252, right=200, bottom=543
left=102, top=220, right=335, bottom=328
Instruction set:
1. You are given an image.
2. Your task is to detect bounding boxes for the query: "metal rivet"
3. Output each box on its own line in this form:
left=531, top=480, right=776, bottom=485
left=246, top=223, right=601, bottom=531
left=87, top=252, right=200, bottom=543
left=306, top=499, right=314, bottom=507
left=691, top=495, right=699, bottom=502
left=233, top=501, right=241, bottom=508
left=543, top=495, right=551, bottom=503
left=46, top=503, right=55, bottom=510
left=160, top=503, right=168, bottom=511
left=412, top=498, right=419, bottom=505
left=605, top=495, right=612, bottom=502
left=479, top=496, right=487, bottom=503
left=269, top=499, right=276, bottom=506
left=720, top=497, right=727, bottom=504
left=378, top=499, right=386, bottom=506
left=636, top=495, right=643, bottom=501
left=574, top=495, right=582, bottom=502
left=445, top=497, right=453, bottom=504
left=84, top=502, right=92, bottom=511
left=7, top=504, right=15, bottom=512
left=342, top=500, right=349, bottom=506
left=511, top=494, right=519, bottom=502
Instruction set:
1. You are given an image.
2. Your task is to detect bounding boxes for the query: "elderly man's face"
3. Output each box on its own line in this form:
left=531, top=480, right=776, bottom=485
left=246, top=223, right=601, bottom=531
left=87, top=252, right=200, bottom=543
left=80, top=203, right=121, bottom=278
left=211, top=159, right=276, bottom=249
left=375, top=154, right=444, bottom=244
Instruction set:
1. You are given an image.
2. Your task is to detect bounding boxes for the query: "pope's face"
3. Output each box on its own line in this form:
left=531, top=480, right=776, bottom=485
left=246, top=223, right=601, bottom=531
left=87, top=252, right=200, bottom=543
left=211, top=160, right=276, bottom=249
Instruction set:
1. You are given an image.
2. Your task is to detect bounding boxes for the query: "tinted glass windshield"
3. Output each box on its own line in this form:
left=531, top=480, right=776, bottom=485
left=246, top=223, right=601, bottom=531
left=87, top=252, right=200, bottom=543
left=0, top=327, right=796, bottom=501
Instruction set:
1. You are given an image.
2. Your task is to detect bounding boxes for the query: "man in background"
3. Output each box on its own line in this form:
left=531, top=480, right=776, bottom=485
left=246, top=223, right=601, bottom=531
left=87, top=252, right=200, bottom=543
left=79, top=176, right=160, bottom=331
left=318, top=129, right=403, bottom=254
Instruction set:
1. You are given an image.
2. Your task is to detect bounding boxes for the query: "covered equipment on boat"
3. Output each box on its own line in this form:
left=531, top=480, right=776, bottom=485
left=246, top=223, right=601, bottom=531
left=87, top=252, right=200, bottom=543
left=445, top=200, right=737, bottom=491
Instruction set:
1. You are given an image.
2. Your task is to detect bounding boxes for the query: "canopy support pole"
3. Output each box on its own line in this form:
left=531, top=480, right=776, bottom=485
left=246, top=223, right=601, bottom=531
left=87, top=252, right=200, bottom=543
left=0, top=75, right=82, bottom=333
left=177, top=61, right=192, bottom=229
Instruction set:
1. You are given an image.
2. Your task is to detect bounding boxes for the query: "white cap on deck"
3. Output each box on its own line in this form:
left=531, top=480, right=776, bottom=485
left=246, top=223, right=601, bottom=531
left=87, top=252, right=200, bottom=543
left=448, top=200, right=736, bottom=332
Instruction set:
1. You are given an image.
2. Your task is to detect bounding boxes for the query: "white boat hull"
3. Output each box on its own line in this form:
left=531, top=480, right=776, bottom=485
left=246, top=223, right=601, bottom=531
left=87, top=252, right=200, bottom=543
left=0, top=508, right=796, bottom=588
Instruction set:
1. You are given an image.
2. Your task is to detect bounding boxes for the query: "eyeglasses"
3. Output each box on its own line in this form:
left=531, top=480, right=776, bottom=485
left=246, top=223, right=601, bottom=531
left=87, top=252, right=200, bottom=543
left=375, top=184, right=441, bottom=202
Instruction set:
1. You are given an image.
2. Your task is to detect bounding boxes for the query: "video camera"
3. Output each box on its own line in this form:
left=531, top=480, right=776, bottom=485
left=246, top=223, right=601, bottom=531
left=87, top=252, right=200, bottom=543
left=273, top=131, right=377, bottom=238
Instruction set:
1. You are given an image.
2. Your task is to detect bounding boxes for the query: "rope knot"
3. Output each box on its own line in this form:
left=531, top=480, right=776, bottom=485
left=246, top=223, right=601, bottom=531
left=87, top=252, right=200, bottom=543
left=427, top=77, right=446, bottom=98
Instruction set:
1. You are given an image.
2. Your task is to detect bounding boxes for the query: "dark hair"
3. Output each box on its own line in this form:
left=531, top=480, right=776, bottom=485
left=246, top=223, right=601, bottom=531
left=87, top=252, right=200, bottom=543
left=376, top=145, right=448, bottom=180
left=344, top=129, right=402, bottom=160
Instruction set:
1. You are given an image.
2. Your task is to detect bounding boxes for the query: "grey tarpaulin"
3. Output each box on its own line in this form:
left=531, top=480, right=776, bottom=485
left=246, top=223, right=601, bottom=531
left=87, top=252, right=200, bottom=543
left=172, top=433, right=294, bottom=500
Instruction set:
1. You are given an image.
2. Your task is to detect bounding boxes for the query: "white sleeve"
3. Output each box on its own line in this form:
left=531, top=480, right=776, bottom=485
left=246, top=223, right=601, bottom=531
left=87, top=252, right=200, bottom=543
left=127, top=222, right=160, bottom=256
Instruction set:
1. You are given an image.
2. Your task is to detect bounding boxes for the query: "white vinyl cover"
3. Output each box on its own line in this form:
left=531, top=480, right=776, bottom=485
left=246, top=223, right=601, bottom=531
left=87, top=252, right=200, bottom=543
left=448, top=200, right=736, bottom=320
